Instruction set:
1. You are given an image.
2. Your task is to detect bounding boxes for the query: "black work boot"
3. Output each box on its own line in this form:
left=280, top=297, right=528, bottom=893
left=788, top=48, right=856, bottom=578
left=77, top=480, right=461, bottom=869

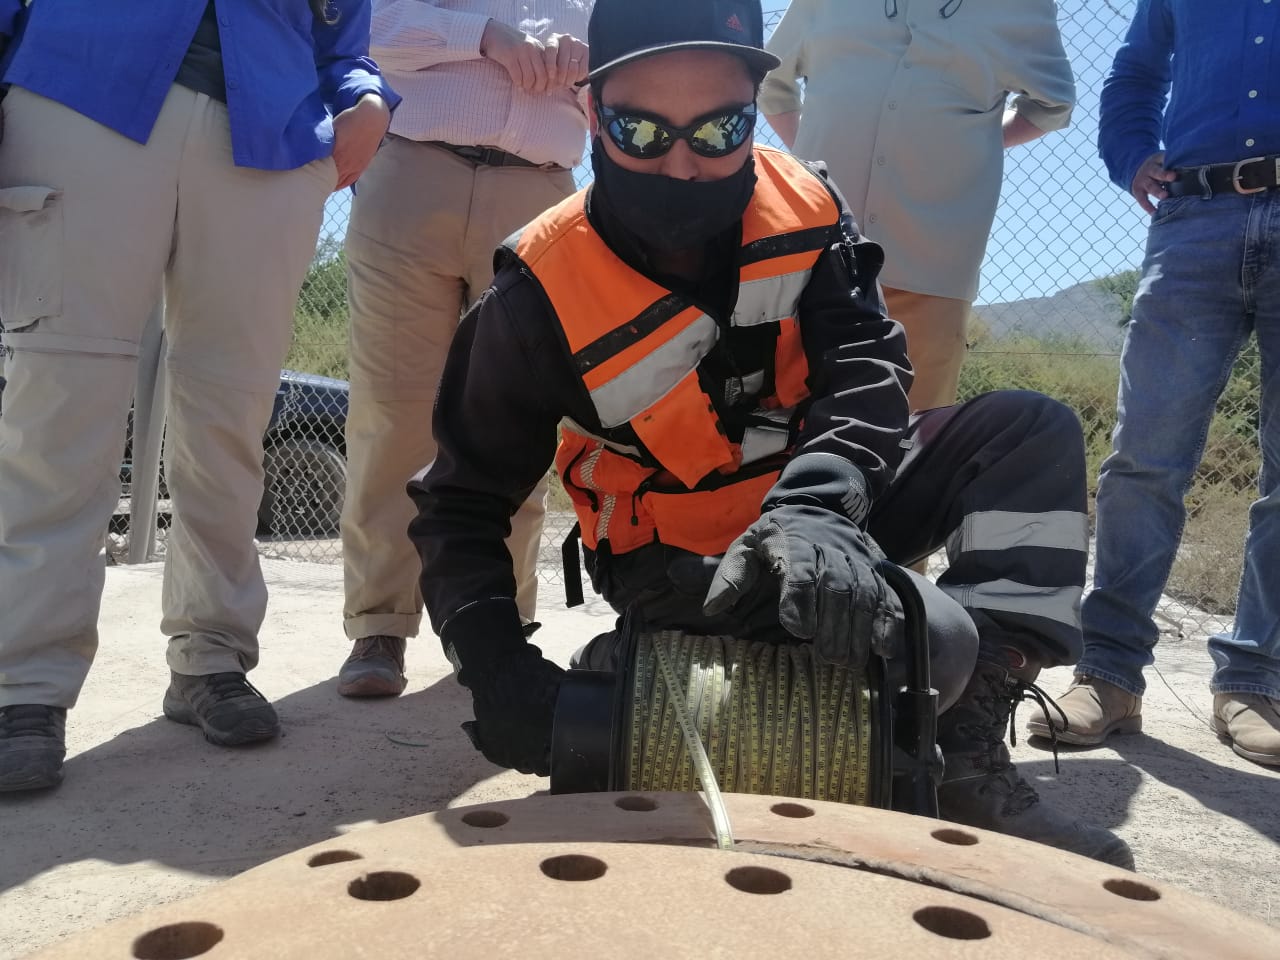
left=937, top=648, right=1135, bottom=870
left=163, top=672, right=280, bottom=746
left=0, top=704, right=66, bottom=792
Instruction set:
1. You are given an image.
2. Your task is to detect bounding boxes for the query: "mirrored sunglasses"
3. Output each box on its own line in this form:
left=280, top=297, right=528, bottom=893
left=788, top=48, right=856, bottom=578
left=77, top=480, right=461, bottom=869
left=597, top=103, right=757, bottom=160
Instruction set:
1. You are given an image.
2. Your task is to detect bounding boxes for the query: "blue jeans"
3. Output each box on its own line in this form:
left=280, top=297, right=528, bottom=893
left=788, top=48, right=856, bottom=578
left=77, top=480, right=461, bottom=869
left=1078, top=190, right=1280, bottom=700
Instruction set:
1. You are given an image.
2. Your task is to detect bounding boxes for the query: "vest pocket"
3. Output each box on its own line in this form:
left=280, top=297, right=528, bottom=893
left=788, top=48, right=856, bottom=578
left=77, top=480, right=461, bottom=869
left=641, top=468, right=781, bottom=557
left=0, top=186, right=63, bottom=334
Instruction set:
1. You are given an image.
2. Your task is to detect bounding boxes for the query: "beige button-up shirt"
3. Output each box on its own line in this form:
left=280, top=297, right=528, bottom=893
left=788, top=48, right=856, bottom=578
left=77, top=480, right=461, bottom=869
left=371, top=1, right=593, bottom=169
left=760, top=0, right=1075, bottom=300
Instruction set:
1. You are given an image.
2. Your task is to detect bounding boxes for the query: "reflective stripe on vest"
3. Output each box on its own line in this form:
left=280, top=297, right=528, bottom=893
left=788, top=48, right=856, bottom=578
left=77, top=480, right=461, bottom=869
left=514, top=147, right=840, bottom=556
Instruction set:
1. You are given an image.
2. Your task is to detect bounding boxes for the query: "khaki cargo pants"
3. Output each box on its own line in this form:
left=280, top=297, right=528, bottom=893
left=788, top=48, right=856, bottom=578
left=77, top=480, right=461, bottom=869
left=0, top=86, right=332, bottom=707
left=340, top=137, right=575, bottom=640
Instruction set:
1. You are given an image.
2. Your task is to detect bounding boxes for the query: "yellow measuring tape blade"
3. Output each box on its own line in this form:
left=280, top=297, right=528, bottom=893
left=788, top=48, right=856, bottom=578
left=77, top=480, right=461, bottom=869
left=651, top=634, right=735, bottom=850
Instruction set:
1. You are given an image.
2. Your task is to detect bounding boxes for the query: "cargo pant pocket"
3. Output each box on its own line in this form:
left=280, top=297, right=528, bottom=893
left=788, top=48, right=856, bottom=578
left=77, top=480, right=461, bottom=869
left=0, top=185, right=63, bottom=334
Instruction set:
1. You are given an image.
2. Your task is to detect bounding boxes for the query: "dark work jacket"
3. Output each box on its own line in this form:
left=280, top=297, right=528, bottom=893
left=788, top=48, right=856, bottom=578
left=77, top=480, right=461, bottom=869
left=408, top=159, right=913, bottom=641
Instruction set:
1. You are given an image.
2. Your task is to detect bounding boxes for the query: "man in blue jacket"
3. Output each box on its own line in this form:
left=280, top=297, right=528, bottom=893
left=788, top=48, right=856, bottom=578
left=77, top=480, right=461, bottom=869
left=1029, top=0, right=1280, bottom=767
left=0, top=0, right=398, bottom=792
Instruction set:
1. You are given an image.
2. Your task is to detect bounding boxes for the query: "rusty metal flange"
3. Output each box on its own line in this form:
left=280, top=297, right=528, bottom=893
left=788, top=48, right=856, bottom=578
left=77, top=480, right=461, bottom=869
left=29, top=792, right=1280, bottom=959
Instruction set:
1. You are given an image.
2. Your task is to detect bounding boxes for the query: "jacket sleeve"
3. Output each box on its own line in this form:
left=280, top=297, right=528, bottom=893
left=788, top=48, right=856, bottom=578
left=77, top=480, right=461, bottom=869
left=758, top=0, right=811, bottom=118
left=0, top=0, right=20, bottom=38
left=313, top=0, right=403, bottom=117
left=775, top=168, right=912, bottom=521
left=369, top=0, right=492, bottom=73
left=998, top=0, right=1076, bottom=134
left=1098, top=0, right=1172, bottom=191
left=407, top=271, right=565, bottom=637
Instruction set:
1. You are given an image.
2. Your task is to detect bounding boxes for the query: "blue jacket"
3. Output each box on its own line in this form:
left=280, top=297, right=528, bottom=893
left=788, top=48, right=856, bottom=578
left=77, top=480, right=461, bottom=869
left=0, top=0, right=400, bottom=170
left=1099, top=0, right=1280, bottom=191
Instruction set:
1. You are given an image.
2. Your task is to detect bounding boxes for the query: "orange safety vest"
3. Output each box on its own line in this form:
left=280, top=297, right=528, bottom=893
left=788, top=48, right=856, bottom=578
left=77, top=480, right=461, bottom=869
left=505, top=147, right=840, bottom=558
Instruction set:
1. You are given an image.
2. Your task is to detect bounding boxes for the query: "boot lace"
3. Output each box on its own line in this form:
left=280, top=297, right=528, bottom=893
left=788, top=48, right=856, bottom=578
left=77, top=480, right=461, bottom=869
left=349, top=636, right=405, bottom=668
left=1008, top=679, right=1068, bottom=774
left=197, top=672, right=269, bottom=705
left=967, top=667, right=1067, bottom=816
left=0, top=704, right=64, bottom=739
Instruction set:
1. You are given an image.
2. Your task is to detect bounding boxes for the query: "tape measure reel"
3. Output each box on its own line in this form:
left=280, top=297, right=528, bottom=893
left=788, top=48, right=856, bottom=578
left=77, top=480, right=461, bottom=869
left=551, top=564, right=939, bottom=817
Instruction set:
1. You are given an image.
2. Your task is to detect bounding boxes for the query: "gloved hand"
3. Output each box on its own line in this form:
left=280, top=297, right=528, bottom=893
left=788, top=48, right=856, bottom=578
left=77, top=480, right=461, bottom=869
left=441, top=600, right=565, bottom=776
left=461, top=646, right=564, bottom=775
left=703, top=504, right=903, bottom=669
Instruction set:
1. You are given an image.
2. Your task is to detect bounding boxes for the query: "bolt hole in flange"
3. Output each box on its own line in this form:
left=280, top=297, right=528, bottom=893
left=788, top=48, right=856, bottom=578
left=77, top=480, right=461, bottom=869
left=931, top=828, right=980, bottom=846
left=1104, top=878, right=1162, bottom=902
left=913, top=906, right=992, bottom=940
left=308, top=850, right=363, bottom=867
left=615, top=795, right=659, bottom=812
left=348, top=871, right=422, bottom=901
left=770, top=801, right=815, bottom=819
left=725, top=865, right=793, bottom=895
left=131, top=921, right=224, bottom=960
left=461, top=809, right=511, bottom=828
left=541, top=854, right=609, bottom=881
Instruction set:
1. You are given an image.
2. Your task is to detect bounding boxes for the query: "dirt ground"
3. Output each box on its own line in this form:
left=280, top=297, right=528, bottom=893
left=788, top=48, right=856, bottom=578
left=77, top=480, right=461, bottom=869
left=1, top=559, right=1277, bottom=958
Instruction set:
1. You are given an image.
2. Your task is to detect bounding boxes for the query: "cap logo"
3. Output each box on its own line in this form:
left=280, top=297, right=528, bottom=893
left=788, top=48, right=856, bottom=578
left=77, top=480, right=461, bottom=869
left=725, top=13, right=744, bottom=32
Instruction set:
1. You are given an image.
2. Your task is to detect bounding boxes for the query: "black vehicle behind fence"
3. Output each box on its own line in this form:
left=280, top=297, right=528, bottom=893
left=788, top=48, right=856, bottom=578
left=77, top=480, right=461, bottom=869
left=0, top=369, right=350, bottom=542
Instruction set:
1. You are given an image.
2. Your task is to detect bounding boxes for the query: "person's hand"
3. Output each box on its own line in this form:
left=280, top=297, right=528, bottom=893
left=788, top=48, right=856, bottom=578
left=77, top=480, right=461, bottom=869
left=1130, top=151, right=1178, bottom=215
left=442, top=600, right=563, bottom=776
left=331, top=94, right=390, bottom=190
left=461, top=646, right=564, bottom=775
left=481, top=18, right=549, bottom=94
left=542, top=33, right=589, bottom=88
left=703, top=505, right=903, bottom=669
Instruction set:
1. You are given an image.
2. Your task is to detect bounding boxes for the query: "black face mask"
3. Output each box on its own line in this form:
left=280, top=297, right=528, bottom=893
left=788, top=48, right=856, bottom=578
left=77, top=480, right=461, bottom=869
left=589, top=139, right=757, bottom=255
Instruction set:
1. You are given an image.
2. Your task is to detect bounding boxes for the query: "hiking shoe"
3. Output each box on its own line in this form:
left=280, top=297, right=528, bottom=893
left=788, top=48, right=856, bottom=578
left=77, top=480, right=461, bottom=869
left=337, top=635, right=407, bottom=698
left=0, top=704, right=66, bottom=792
left=1027, top=675, right=1142, bottom=746
left=1213, top=693, right=1280, bottom=767
left=938, top=656, right=1135, bottom=870
left=162, top=672, right=280, bottom=746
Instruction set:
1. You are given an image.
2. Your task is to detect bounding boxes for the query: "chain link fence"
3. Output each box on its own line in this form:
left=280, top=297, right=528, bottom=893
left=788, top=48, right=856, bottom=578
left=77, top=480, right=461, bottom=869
left=112, top=1, right=1258, bottom=638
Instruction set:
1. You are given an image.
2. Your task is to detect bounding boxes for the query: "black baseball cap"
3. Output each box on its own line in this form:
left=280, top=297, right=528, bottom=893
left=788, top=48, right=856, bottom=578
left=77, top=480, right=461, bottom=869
left=585, top=0, right=781, bottom=85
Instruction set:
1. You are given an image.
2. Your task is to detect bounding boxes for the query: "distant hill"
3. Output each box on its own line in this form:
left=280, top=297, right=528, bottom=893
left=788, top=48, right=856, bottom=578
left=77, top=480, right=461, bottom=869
left=972, top=279, right=1128, bottom=351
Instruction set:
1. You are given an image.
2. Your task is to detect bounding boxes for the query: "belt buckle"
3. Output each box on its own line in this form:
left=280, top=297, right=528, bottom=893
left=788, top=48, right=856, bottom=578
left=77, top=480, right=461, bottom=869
left=1231, top=156, right=1268, bottom=194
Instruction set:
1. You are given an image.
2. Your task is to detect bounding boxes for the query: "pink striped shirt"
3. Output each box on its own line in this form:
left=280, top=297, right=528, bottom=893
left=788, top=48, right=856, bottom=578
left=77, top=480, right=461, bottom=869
left=371, top=0, right=593, bottom=169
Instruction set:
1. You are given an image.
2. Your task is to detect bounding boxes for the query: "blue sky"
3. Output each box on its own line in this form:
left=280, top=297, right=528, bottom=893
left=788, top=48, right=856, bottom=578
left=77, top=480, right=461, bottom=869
left=320, top=0, right=1145, bottom=306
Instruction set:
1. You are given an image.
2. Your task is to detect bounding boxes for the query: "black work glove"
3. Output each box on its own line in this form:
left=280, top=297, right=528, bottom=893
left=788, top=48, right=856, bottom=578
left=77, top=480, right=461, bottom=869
left=441, top=600, right=564, bottom=776
left=703, top=503, right=903, bottom=670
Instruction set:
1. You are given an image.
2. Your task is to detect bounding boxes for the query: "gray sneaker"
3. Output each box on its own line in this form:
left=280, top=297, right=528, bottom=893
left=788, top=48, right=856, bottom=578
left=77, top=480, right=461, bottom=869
left=162, top=672, right=280, bottom=746
left=337, top=636, right=407, bottom=698
left=0, top=704, right=67, bottom=793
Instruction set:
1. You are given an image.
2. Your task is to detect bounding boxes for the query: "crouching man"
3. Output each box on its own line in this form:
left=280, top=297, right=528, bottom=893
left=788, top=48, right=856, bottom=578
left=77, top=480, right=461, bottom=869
left=408, top=0, right=1133, bottom=869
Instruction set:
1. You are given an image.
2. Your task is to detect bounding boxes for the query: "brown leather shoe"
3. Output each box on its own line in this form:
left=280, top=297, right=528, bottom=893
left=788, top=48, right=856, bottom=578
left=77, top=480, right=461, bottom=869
left=1213, top=694, right=1280, bottom=767
left=1026, top=675, right=1142, bottom=746
left=337, top=636, right=407, bottom=698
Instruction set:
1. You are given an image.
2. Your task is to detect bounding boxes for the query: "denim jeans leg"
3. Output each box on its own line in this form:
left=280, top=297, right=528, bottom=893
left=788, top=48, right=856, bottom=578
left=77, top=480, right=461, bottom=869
left=1079, top=195, right=1251, bottom=696
left=1208, top=193, right=1280, bottom=699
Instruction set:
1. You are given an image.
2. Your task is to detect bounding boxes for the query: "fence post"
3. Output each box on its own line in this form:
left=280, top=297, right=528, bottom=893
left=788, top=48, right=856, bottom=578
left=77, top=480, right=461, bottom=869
left=127, top=299, right=167, bottom=564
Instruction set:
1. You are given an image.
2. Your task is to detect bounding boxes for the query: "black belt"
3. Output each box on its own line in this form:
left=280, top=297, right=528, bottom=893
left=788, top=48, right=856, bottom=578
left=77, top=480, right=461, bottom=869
left=425, top=140, right=562, bottom=171
left=1167, top=155, right=1280, bottom=197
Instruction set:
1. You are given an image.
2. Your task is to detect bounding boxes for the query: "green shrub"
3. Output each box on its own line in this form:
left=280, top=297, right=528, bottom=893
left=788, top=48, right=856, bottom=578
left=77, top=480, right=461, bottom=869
left=287, top=238, right=350, bottom=379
